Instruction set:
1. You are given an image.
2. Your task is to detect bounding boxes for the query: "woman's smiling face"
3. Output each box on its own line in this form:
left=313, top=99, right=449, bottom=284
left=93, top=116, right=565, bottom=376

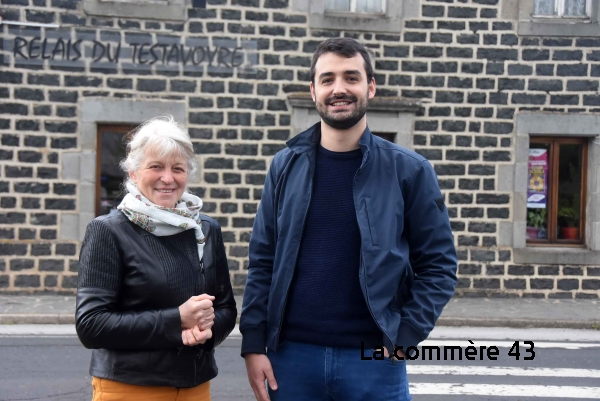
left=129, top=147, right=189, bottom=208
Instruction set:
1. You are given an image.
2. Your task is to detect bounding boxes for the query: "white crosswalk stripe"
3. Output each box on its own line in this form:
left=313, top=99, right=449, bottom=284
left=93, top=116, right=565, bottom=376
left=408, top=365, right=600, bottom=378
left=429, top=327, right=600, bottom=343
left=420, top=339, right=600, bottom=349
left=408, top=364, right=600, bottom=398
left=409, top=383, right=600, bottom=398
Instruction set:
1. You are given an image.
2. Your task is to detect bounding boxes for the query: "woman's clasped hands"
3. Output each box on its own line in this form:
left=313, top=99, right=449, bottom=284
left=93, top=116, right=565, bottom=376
left=179, top=294, right=215, bottom=346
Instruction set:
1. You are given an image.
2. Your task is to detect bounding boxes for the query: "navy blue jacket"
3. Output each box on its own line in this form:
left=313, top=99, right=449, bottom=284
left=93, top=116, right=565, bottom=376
left=240, top=123, right=457, bottom=355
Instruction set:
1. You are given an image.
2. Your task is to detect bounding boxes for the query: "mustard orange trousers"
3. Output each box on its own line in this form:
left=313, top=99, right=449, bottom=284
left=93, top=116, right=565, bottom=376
left=91, top=377, right=210, bottom=401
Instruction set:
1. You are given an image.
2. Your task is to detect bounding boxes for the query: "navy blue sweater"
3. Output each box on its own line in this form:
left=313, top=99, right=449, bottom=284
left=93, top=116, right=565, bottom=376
left=281, top=145, right=382, bottom=348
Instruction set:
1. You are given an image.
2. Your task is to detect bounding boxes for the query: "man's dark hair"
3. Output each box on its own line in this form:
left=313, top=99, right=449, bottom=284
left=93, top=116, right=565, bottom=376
left=309, top=37, right=374, bottom=84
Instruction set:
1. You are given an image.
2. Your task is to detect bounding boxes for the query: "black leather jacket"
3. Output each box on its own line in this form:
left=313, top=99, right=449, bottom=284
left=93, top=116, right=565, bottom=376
left=76, top=210, right=237, bottom=388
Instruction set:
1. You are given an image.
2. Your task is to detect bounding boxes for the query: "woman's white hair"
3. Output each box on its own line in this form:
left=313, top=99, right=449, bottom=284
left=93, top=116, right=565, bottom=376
left=120, top=115, right=197, bottom=185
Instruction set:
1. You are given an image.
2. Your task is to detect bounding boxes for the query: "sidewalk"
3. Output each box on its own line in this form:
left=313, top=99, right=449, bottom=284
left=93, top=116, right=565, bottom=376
left=0, top=295, right=598, bottom=329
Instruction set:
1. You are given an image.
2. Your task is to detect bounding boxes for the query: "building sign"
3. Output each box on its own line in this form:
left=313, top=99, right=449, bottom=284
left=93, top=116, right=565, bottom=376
left=527, top=149, right=548, bottom=209
left=3, top=27, right=258, bottom=73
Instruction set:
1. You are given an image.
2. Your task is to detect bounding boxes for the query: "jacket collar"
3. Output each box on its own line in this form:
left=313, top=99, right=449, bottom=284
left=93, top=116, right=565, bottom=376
left=286, top=122, right=374, bottom=164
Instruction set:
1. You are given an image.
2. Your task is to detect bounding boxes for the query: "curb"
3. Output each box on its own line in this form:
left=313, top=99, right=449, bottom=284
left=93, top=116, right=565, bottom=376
left=0, top=314, right=75, bottom=325
left=1, top=314, right=598, bottom=330
left=436, top=317, right=600, bottom=330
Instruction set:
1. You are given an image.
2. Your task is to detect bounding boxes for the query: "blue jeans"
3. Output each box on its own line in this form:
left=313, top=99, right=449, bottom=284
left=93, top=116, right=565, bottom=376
left=267, top=341, right=412, bottom=401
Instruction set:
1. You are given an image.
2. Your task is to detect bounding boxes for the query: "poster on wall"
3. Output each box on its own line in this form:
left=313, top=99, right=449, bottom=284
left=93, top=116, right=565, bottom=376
left=527, top=149, right=548, bottom=208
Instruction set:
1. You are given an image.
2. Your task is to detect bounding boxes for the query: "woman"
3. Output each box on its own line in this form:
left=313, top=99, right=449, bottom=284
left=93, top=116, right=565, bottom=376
left=76, top=116, right=237, bottom=401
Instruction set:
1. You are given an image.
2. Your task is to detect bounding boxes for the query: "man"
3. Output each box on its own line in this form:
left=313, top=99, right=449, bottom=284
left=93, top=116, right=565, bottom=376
left=240, top=37, right=457, bottom=401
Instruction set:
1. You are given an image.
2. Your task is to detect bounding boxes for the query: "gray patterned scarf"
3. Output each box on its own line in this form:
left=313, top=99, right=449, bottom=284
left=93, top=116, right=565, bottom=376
left=117, top=183, right=205, bottom=261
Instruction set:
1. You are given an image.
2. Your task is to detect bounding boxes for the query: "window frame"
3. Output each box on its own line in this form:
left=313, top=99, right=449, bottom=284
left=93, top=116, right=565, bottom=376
left=296, top=0, right=414, bottom=34
left=287, top=92, right=421, bottom=150
left=83, top=0, right=186, bottom=21
left=526, top=136, right=588, bottom=247
left=518, top=0, right=600, bottom=36
left=58, top=99, right=186, bottom=242
left=532, top=0, right=592, bottom=18
left=325, top=0, right=387, bottom=14
left=505, top=113, right=600, bottom=265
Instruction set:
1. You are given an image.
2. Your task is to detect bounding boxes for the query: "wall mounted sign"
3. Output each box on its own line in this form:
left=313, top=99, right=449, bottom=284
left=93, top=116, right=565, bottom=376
left=3, top=26, right=258, bottom=74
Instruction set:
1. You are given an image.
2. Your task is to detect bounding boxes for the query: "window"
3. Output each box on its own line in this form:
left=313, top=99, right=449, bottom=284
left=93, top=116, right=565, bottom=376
left=297, top=0, right=409, bottom=34
left=83, top=0, right=186, bottom=21
left=373, top=132, right=395, bottom=142
left=96, top=125, right=132, bottom=217
left=534, top=0, right=591, bottom=18
left=526, top=137, right=588, bottom=246
left=287, top=92, right=420, bottom=150
left=517, top=0, right=600, bottom=36
left=326, top=0, right=386, bottom=14
left=507, top=113, right=600, bottom=265
left=58, top=99, right=185, bottom=241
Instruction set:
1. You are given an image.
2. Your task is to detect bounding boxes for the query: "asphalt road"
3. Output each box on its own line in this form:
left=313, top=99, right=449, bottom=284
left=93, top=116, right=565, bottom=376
left=0, top=327, right=599, bottom=401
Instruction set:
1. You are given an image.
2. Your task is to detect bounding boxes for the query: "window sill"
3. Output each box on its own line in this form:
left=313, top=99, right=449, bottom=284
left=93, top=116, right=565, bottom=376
left=309, top=14, right=402, bottom=33
left=287, top=93, right=419, bottom=148
left=518, top=20, right=600, bottom=36
left=83, top=0, right=186, bottom=21
left=514, top=247, right=600, bottom=265
left=324, top=10, right=385, bottom=19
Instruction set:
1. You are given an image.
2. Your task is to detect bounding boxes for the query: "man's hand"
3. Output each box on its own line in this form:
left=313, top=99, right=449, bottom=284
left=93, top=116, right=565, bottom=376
left=179, top=294, right=215, bottom=330
left=384, top=347, right=406, bottom=360
left=244, top=353, right=278, bottom=401
left=182, top=325, right=213, bottom=346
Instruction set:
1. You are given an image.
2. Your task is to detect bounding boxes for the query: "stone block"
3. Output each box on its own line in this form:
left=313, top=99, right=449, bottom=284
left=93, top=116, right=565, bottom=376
left=80, top=152, right=96, bottom=184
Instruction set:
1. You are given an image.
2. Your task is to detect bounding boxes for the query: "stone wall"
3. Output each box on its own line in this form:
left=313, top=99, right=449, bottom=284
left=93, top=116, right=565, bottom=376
left=0, top=0, right=599, bottom=298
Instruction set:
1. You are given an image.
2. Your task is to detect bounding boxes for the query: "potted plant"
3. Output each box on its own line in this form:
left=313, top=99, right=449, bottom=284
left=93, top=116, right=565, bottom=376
left=558, top=204, right=579, bottom=240
left=527, top=208, right=547, bottom=239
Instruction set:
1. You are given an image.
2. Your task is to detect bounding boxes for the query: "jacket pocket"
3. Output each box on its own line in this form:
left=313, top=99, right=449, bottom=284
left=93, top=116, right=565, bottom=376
left=389, top=269, right=412, bottom=312
left=364, top=198, right=379, bottom=247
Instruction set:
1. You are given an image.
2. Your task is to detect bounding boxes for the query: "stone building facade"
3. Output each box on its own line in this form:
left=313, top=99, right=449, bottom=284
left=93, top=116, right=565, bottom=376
left=1, top=0, right=599, bottom=298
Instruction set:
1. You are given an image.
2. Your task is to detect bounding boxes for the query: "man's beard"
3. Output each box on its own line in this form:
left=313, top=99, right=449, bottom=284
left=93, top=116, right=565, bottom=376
left=316, top=93, right=368, bottom=130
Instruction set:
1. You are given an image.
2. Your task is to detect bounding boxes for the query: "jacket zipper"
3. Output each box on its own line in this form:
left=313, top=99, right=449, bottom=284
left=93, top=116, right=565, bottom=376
left=200, top=261, right=206, bottom=294
left=193, top=352, right=197, bottom=381
left=354, top=156, right=394, bottom=350
left=275, top=153, right=314, bottom=346
left=195, top=244, right=203, bottom=382
left=195, top=262, right=201, bottom=383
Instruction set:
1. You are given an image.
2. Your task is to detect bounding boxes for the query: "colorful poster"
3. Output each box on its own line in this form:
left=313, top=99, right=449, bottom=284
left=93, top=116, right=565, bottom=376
left=527, top=149, right=548, bottom=208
